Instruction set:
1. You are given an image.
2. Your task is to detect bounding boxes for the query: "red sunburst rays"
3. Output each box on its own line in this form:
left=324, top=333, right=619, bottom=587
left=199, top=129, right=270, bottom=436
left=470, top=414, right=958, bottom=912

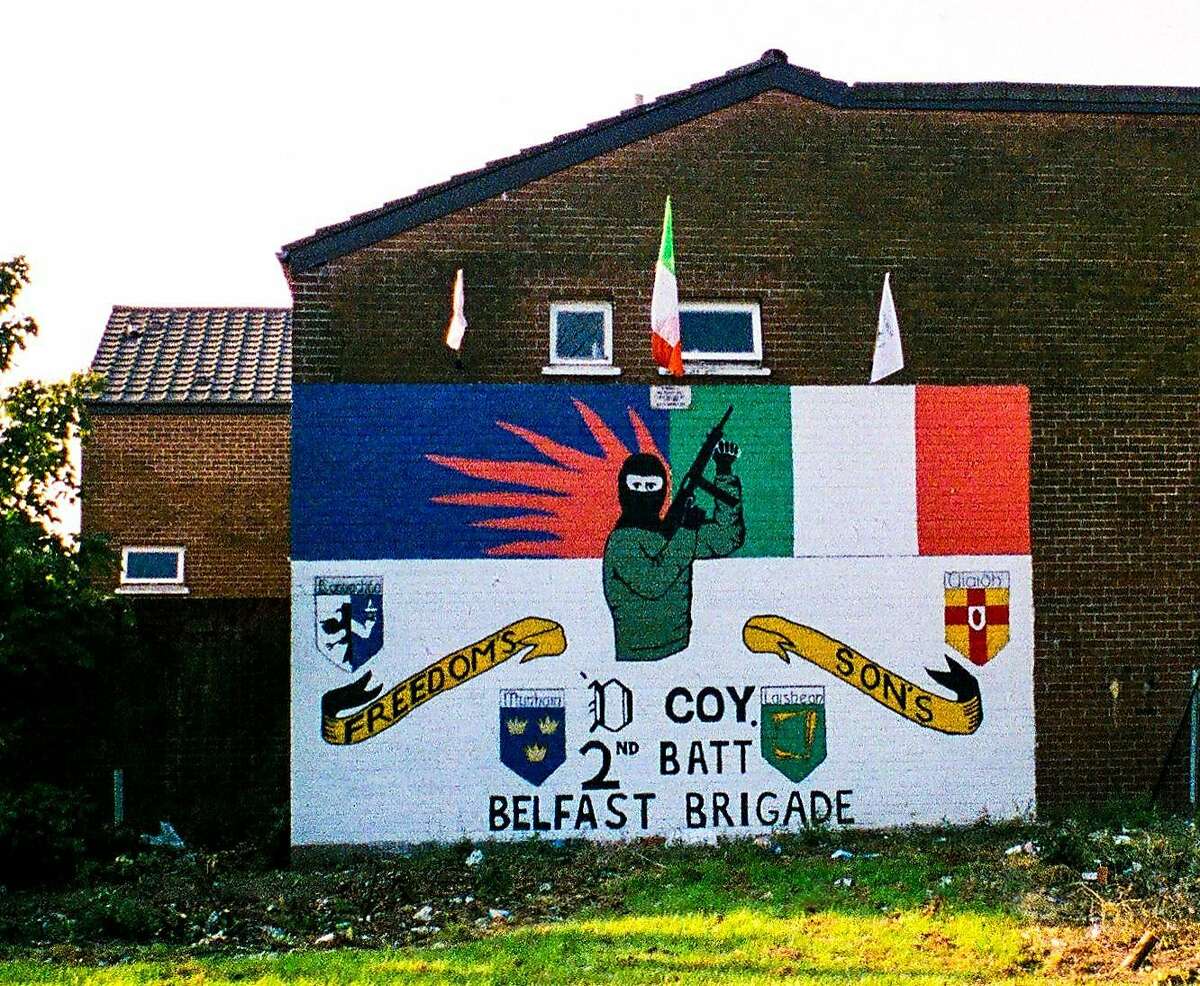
left=425, top=399, right=665, bottom=557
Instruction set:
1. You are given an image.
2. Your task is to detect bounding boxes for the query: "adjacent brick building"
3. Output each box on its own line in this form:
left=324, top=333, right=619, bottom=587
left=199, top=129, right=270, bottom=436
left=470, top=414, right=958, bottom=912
left=84, top=307, right=291, bottom=841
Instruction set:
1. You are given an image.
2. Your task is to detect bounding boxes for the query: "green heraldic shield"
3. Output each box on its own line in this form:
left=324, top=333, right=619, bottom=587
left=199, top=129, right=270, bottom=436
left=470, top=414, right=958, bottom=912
left=760, top=685, right=827, bottom=783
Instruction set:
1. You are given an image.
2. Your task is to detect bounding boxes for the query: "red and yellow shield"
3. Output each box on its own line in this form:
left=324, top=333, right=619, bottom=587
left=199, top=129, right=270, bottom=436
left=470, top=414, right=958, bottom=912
left=944, top=572, right=1010, bottom=666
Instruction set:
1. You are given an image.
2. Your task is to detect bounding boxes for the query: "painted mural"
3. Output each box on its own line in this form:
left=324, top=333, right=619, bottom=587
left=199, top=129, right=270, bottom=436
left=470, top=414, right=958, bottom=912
left=291, top=383, right=1034, bottom=844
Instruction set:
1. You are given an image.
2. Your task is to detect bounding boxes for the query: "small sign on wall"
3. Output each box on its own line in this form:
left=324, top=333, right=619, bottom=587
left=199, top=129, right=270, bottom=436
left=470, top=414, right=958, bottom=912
left=650, top=385, right=692, bottom=410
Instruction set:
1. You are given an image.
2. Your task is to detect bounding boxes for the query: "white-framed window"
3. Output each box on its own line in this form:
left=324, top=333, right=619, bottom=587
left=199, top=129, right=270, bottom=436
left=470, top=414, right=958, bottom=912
left=546, top=302, right=615, bottom=371
left=680, top=301, right=762, bottom=362
left=120, top=546, right=186, bottom=589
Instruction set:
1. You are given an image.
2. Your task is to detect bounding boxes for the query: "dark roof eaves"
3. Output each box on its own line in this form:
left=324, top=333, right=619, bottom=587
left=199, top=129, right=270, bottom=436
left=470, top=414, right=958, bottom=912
left=847, top=81, right=1200, bottom=113
left=280, top=58, right=1200, bottom=273
left=283, top=61, right=825, bottom=272
left=107, top=304, right=292, bottom=315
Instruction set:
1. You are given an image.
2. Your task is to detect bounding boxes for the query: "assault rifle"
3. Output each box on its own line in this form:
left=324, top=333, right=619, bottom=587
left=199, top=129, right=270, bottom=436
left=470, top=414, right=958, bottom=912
left=660, top=404, right=736, bottom=535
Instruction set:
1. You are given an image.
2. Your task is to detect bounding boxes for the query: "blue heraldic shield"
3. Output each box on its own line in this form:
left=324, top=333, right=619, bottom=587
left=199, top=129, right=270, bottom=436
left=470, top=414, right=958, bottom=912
left=500, top=689, right=566, bottom=785
left=313, top=576, right=384, bottom=672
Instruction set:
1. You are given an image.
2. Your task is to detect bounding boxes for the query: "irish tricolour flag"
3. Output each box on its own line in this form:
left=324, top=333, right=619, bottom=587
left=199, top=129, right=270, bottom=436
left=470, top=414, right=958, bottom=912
left=651, top=196, right=684, bottom=376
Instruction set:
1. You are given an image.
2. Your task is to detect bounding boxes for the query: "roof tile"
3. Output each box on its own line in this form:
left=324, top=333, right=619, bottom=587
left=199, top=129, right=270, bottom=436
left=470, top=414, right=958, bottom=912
left=89, top=307, right=291, bottom=404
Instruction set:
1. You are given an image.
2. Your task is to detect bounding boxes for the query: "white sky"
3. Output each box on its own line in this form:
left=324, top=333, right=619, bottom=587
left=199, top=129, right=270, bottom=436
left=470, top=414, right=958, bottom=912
left=4, top=0, right=1200, bottom=384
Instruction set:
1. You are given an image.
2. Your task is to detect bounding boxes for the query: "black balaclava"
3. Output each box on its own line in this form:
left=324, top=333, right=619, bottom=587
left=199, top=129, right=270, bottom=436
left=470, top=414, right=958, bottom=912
left=616, top=452, right=668, bottom=530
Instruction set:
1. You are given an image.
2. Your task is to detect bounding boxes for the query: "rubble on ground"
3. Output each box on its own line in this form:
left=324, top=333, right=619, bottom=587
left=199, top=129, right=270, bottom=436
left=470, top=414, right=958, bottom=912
left=2, top=813, right=1198, bottom=971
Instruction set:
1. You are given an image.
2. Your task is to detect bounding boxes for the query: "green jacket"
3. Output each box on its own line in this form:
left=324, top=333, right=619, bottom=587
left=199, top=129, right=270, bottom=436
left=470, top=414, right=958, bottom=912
left=602, top=474, right=744, bottom=661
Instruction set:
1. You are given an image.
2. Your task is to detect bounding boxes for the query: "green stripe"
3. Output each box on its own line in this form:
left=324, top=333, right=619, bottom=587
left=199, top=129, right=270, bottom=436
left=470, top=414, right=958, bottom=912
left=668, top=385, right=793, bottom=557
left=657, top=196, right=675, bottom=275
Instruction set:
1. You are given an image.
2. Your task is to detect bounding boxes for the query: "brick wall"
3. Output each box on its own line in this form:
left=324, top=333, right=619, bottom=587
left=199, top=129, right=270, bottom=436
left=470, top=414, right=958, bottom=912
left=83, top=408, right=291, bottom=843
left=82, top=407, right=290, bottom=599
left=288, top=94, right=1200, bottom=389
left=288, top=90, right=1200, bottom=809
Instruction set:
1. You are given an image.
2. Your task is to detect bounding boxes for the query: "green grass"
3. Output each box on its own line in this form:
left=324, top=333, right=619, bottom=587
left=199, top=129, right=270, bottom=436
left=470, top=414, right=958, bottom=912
left=0, top=911, right=1051, bottom=985
left=5, top=815, right=1199, bottom=984
left=616, top=842, right=984, bottom=917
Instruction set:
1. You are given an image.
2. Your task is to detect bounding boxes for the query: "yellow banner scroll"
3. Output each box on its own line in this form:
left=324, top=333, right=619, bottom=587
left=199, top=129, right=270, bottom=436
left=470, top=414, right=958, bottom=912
left=742, top=615, right=982, bottom=736
left=321, top=616, right=567, bottom=746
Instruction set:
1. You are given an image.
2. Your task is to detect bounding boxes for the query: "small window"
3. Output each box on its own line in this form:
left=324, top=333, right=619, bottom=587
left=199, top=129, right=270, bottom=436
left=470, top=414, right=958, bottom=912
left=680, top=302, right=762, bottom=362
left=121, top=547, right=185, bottom=585
left=550, top=302, right=612, bottom=365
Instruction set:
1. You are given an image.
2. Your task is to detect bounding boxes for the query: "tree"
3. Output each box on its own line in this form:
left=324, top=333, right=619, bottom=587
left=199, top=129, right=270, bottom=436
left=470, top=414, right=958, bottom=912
left=0, top=256, right=132, bottom=882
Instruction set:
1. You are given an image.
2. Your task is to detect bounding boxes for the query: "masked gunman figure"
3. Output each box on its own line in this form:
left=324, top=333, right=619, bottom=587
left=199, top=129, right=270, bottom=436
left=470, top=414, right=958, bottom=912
left=602, top=440, right=744, bottom=661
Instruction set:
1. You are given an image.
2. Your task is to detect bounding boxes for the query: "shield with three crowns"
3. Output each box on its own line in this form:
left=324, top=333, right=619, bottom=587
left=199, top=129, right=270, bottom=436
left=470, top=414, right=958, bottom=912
left=313, top=576, right=384, bottom=672
left=944, top=571, right=1010, bottom=667
left=500, top=688, right=566, bottom=785
left=760, top=685, right=827, bottom=783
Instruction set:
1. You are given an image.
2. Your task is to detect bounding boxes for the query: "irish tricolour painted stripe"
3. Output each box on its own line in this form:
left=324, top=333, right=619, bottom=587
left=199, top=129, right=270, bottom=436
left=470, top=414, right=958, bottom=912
left=650, top=196, right=684, bottom=376
left=291, top=384, right=1031, bottom=561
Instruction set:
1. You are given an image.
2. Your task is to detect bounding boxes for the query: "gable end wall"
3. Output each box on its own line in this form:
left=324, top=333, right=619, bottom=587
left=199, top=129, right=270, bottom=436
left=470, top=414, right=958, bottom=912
left=289, top=90, right=1200, bottom=809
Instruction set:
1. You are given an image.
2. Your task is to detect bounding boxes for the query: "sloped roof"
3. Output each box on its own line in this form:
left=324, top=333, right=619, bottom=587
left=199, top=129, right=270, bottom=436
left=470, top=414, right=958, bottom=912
left=90, top=307, right=291, bottom=404
left=280, top=48, right=1200, bottom=272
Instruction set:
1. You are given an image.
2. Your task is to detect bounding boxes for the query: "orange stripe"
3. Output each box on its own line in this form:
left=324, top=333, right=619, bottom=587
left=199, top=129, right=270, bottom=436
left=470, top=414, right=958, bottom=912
left=652, top=334, right=684, bottom=376
left=915, top=386, right=1031, bottom=555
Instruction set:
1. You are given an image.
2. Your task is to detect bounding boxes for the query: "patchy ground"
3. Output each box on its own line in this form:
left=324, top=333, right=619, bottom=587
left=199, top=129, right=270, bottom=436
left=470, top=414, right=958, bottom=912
left=2, top=815, right=1199, bottom=983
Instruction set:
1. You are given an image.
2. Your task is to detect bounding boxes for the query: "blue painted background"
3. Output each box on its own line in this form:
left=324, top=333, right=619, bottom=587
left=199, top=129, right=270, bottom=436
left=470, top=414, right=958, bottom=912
left=291, top=384, right=667, bottom=560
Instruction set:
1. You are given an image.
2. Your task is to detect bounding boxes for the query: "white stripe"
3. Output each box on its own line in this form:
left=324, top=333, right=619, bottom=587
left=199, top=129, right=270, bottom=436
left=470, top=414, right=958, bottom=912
left=790, top=386, right=919, bottom=556
left=650, top=262, right=679, bottom=345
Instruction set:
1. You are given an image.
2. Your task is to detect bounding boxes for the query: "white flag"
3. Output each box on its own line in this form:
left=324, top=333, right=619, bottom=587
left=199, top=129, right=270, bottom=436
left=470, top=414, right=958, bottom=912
left=444, top=268, right=468, bottom=351
left=870, top=271, right=904, bottom=382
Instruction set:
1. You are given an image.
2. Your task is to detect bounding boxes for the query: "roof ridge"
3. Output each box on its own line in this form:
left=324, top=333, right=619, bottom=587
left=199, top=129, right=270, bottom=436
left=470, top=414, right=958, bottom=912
left=110, top=304, right=292, bottom=314
left=278, top=48, right=1200, bottom=273
left=284, top=50, right=795, bottom=253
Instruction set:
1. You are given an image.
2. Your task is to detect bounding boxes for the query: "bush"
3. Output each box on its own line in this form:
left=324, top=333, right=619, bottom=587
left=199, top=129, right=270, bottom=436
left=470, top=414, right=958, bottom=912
left=0, top=783, right=91, bottom=885
left=72, top=887, right=166, bottom=942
